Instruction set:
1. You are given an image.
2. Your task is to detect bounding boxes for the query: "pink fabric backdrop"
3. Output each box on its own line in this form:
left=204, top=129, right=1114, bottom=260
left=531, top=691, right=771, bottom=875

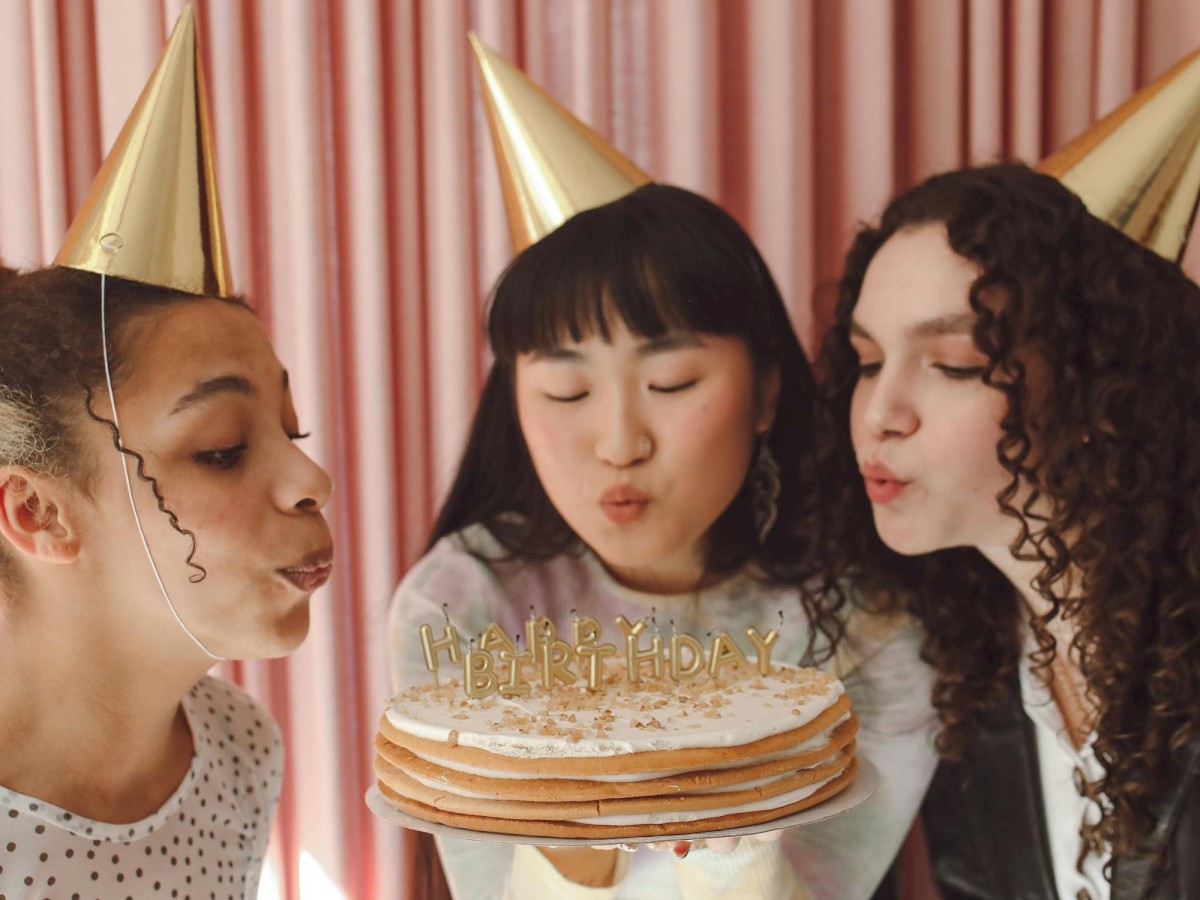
left=1, top=2, right=1198, bottom=898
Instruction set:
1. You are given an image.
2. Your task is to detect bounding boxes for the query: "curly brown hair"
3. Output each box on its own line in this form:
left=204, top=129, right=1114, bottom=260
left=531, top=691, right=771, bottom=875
left=0, top=263, right=249, bottom=593
left=819, top=163, right=1200, bottom=863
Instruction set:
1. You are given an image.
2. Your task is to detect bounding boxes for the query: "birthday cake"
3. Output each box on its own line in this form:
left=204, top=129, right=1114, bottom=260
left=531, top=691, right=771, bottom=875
left=375, top=616, right=857, bottom=838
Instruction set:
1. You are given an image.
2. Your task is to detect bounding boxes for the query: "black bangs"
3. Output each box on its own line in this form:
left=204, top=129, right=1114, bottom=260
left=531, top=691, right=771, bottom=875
left=488, top=183, right=773, bottom=364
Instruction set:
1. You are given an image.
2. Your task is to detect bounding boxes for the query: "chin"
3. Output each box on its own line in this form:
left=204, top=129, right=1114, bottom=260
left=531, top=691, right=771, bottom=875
left=274, top=603, right=312, bottom=653
left=872, top=518, right=951, bottom=557
left=242, top=603, right=312, bottom=660
left=587, top=536, right=673, bottom=571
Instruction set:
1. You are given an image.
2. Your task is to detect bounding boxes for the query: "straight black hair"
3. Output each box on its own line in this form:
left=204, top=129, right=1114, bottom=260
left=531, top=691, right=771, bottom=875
left=432, top=183, right=856, bottom=636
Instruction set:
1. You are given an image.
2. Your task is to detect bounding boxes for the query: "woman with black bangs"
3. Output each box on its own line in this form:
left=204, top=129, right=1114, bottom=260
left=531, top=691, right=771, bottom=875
left=388, top=183, right=937, bottom=899
left=824, top=163, right=1200, bottom=899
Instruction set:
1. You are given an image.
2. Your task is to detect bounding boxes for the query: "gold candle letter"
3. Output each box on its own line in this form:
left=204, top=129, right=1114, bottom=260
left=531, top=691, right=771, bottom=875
left=540, top=639, right=578, bottom=689
left=479, top=622, right=516, bottom=654
left=707, top=630, right=749, bottom=678
left=496, top=646, right=533, bottom=698
left=745, top=627, right=780, bottom=675
left=463, top=648, right=499, bottom=699
left=626, top=634, right=664, bottom=683
left=525, top=615, right=556, bottom=666
left=573, top=615, right=602, bottom=648
left=420, top=622, right=461, bottom=672
left=575, top=642, right=618, bottom=691
left=670, top=633, right=705, bottom=680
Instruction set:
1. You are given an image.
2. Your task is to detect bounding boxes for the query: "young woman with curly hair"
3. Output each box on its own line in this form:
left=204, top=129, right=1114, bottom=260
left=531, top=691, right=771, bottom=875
left=389, top=183, right=937, bottom=900
left=821, top=163, right=1200, bottom=900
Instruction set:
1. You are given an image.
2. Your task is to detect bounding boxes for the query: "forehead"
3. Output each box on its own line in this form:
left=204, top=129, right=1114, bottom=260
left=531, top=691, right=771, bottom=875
left=522, top=321, right=750, bottom=363
left=855, top=223, right=980, bottom=331
left=121, top=300, right=280, bottom=395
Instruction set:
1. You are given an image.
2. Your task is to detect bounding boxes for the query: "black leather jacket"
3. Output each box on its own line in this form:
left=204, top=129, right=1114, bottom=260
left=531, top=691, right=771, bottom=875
left=921, top=674, right=1200, bottom=900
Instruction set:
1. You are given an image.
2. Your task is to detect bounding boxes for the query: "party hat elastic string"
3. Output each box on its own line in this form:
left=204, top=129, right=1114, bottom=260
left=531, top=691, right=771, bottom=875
left=99, top=263, right=224, bottom=662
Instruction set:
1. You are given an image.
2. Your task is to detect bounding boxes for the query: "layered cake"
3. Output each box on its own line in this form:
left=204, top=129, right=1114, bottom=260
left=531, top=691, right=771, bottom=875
left=374, top=660, right=858, bottom=839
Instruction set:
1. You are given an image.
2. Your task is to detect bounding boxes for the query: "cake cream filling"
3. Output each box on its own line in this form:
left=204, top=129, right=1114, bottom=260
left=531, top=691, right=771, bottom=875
left=387, top=670, right=845, bottom=759
left=571, top=769, right=841, bottom=825
left=406, top=766, right=824, bottom=802
left=401, top=712, right=850, bottom=782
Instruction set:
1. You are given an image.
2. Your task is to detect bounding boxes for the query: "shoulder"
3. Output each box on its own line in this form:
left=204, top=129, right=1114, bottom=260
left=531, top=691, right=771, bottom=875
left=185, top=676, right=284, bottom=806
left=390, top=523, right=594, bottom=618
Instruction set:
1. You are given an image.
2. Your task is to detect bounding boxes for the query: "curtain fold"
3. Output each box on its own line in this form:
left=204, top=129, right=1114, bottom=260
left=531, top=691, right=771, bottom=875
left=1, top=2, right=1197, bottom=897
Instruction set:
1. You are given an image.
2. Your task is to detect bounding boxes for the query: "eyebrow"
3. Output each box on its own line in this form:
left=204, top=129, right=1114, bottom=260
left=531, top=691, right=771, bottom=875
left=636, top=333, right=704, bottom=357
left=170, top=369, right=289, bottom=416
left=529, top=333, right=705, bottom=363
left=170, top=376, right=255, bottom=415
left=849, top=313, right=976, bottom=341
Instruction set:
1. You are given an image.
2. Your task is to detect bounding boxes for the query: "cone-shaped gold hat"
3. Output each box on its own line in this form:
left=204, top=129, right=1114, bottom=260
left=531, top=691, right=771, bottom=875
left=1038, top=47, right=1200, bottom=263
left=469, top=33, right=651, bottom=252
left=55, top=4, right=232, bottom=297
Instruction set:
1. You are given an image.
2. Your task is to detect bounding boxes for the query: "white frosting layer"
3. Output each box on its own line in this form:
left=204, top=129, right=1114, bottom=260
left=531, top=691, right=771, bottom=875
left=408, top=766, right=818, bottom=802
left=403, top=712, right=850, bottom=782
left=387, top=662, right=844, bottom=760
left=572, top=770, right=839, bottom=825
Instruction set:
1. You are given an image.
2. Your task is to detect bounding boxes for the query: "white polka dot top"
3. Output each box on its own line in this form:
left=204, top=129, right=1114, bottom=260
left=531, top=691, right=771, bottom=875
left=0, top=676, right=283, bottom=900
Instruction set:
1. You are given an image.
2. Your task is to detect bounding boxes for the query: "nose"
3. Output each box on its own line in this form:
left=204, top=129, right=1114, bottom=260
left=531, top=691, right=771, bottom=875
left=594, top=391, right=653, bottom=468
left=278, top=444, right=334, bottom=513
left=861, top=372, right=919, bottom=440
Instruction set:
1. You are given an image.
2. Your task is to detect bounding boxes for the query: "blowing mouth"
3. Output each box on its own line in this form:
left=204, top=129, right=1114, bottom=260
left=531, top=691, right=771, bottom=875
left=599, top=484, right=650, bottom=524
left=278, top=547, right=334, bottom=591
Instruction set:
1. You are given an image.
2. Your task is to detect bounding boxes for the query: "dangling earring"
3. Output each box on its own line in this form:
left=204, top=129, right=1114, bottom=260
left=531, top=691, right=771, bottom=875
left=750, top=436, right=781, bottom=544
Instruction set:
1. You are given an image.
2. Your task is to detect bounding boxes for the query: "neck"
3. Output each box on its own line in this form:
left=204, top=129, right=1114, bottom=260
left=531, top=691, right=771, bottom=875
left=977, top=546, right=1048, bottom=615
left=0, top=582, right=210, bottom=822
left=978, top=544, right=1095, bottom=746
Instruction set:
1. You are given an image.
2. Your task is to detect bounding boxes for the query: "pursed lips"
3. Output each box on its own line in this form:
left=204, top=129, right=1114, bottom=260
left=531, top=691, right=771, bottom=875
left=599, top=484, right=650, bottom=523
left=277, top=547, right=334, bottom=591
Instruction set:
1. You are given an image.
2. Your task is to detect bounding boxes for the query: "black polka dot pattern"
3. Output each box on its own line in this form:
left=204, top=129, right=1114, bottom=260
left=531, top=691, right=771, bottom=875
left=0, top=677, right=282, bottom=899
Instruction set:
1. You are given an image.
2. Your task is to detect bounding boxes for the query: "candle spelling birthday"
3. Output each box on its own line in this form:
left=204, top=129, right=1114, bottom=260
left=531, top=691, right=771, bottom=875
left=417, top=612, right=784, bottom=699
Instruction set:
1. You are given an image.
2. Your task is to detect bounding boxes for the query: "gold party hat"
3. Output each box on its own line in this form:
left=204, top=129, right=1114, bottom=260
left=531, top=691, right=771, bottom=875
left=469, top=32, right=651, bottom=252
left=55, top=4, right=232, bottom=296
left=1039, top=47, right=1200, bottom=262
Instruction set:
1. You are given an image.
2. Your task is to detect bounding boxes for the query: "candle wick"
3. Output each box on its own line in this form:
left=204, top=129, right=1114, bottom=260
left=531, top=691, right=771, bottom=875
left=442, top=602, right=450, bottom=625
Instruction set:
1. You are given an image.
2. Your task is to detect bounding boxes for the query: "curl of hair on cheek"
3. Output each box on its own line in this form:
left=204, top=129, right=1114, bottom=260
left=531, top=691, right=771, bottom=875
left=82, top=385, right=207, bottom=583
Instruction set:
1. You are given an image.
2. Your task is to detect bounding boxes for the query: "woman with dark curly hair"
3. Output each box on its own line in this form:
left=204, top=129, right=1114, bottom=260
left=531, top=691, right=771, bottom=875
left=389, top=182, right=938, bottom=900
left=822, top=162, right=1200, bottom=899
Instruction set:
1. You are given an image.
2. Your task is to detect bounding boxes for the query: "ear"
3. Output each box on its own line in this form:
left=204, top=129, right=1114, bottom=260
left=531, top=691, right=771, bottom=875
left=755, top=364, right=782, bottom=435
left=0, top=468, right=81, bottom=564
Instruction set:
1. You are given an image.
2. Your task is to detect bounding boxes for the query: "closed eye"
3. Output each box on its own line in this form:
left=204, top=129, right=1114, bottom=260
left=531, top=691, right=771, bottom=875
left=934, top=364, right=985, bottom=380
left=546, top=391, right=588, bottom=403
left=649, top=379, right=697, bottom=394
left=856, top=362, right=882, bottom=379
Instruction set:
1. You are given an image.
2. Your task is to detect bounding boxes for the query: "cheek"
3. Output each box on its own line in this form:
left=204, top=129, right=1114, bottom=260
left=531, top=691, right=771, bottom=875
left=848, top=385, right=870, bottom=450
left=934, top=405, right=1007, bottom=487
left=515, top=397, right=580, bottom=485
left=672, top=386, right=757, bottom=481
left=155, top=476, right=252, bottom=542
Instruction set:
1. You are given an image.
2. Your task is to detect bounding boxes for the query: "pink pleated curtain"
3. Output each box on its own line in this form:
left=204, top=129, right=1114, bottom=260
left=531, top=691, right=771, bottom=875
left=1, top=1, right=1198, bottom=898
